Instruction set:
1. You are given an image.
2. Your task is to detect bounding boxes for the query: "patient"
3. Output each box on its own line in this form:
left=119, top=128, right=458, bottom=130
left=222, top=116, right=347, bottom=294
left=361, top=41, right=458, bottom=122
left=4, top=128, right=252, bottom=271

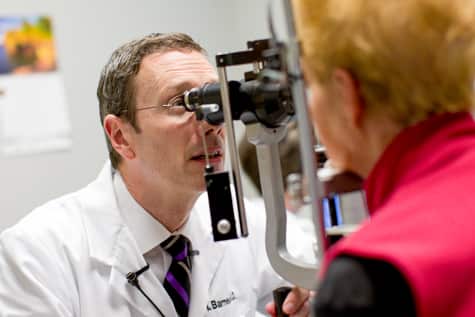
left=294, top=0, right=475, bottom=316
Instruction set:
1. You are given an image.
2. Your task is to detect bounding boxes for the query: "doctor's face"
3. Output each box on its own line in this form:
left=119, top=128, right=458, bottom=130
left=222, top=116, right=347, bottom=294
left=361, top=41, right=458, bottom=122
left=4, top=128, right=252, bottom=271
left=129, top=50, right=224, bottom=195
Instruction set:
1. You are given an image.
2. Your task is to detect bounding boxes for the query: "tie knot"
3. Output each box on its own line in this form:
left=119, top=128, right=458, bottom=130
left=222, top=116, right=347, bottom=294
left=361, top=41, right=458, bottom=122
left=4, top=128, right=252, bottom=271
left=160, top=235, right=191, bottom=261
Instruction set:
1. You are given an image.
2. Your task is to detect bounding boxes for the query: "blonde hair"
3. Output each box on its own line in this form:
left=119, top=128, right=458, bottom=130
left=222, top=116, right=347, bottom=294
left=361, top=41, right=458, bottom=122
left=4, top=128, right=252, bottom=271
left=294, top=0, right=475, bottom=126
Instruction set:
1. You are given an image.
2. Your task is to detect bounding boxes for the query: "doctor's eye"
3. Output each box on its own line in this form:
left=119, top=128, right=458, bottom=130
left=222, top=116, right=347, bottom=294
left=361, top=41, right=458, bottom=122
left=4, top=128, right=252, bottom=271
left=162, top=94, right=189, bottom=117
left=164, top=94, right=185, bottom=108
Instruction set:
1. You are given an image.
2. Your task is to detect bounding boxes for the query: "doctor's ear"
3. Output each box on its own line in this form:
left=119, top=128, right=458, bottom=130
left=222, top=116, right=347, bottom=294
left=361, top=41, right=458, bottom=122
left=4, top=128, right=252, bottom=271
left=330, top=69, right=365, bottom=128
left=103, top=114, right=136, bottom=160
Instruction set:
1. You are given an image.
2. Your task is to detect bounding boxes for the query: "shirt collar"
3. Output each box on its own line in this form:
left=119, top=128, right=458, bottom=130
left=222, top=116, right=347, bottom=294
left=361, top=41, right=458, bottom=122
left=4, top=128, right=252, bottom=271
left=113, top=171, right=211, bottom=255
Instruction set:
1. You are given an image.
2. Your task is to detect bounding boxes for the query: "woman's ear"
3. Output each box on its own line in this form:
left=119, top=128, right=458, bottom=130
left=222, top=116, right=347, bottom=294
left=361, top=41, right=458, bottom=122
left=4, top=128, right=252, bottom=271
left=331, top=69, right=365, bottom=129
left=103, top=114, right=136, bottom=160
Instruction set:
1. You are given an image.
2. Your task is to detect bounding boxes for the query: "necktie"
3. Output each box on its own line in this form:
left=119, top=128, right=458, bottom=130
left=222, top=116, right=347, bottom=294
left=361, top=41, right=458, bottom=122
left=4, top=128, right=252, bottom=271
left=160, top=235, right=192, bottom=317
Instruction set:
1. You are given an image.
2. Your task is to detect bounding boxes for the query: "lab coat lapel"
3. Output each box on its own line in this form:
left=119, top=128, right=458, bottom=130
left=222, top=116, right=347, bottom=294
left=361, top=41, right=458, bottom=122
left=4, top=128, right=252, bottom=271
left=189, top=230, right=227, bottom=316
left=109, top=227, right=178, bottom=317
left=82, top=164, right=231, bottom=316
left=81, top=163, right=176, bottom=316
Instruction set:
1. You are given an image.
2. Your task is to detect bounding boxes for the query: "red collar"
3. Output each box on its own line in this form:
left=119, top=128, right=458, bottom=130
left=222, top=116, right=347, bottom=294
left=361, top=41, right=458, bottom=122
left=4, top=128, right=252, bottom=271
left=364, top=112, right=475, bottom=213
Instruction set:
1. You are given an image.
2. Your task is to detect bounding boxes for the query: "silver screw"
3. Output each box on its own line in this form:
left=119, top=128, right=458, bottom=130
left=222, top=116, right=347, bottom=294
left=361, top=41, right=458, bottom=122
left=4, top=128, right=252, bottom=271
left=217, top=219, right=231, bottom=234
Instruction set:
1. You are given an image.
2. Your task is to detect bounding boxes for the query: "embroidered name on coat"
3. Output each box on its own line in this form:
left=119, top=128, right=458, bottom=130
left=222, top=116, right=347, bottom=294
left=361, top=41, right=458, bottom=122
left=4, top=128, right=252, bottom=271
left=206, top=292, right=237, bottom=311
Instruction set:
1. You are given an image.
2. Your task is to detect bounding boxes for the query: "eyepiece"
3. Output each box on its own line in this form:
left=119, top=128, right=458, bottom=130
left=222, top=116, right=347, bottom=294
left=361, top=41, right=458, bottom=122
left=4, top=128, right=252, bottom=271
left=183, top=88, right=200, bottom=111
left=183, top=83, right=223, bottom=111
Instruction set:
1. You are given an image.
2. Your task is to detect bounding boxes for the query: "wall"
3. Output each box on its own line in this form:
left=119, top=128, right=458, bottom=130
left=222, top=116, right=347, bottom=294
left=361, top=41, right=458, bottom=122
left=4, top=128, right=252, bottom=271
left=0, top=0, right=272, bottom=230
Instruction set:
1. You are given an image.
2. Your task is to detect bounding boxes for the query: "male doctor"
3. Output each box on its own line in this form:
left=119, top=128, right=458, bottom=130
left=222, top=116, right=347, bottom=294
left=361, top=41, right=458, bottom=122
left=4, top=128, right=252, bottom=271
left=0, top=33, right=310, bottom=316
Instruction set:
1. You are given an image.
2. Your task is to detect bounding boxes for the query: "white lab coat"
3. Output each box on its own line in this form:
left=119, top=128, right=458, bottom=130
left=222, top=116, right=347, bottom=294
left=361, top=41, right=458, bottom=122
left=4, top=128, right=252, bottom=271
left=0, top=163, right=307, bottom=317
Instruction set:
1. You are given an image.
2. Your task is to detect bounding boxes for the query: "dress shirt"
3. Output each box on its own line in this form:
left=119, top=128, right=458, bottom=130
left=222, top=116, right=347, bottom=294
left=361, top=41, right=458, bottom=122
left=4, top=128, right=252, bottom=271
left=113, top=171, right=196, bottom=283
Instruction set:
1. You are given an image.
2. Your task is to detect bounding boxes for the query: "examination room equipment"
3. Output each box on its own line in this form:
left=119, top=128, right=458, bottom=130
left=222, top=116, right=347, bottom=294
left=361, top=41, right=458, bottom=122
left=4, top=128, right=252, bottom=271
left=174, top=0, right=369, bottom=291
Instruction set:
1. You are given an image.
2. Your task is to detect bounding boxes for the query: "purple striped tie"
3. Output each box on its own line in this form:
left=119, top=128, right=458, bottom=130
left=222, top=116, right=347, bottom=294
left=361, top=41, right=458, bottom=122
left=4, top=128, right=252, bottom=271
left=160, top=235, right=192, bottom=317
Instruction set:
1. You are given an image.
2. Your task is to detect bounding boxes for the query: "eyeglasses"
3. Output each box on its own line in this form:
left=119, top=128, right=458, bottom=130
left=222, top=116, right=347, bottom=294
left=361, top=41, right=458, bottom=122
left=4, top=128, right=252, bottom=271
left=135, top=94, right=192, bottom=119
left=136, top=94, right=185, bottom=111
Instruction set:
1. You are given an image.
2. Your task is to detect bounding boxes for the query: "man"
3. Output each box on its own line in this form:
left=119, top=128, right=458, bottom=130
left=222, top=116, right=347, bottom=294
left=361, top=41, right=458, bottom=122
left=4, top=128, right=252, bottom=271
left=293, top=0, right=475, bottom=316
left=0, top=33, right=310, bottom=316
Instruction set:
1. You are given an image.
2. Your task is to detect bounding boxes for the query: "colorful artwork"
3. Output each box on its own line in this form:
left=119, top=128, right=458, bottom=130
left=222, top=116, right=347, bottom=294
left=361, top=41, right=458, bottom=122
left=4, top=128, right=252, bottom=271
left=0, top=16, right=57, bottom=75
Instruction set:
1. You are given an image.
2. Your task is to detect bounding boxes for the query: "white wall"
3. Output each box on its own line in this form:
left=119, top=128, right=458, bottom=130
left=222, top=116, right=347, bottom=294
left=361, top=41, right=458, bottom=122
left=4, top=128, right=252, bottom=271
left=0, top=0, right=272, bottom=230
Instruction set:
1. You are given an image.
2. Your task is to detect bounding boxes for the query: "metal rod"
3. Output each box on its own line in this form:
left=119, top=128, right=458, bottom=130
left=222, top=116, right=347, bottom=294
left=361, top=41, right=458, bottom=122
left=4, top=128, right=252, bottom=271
left=247, top=123, right=317, bottom=289
left=282, top=0, right=326, bottom=259
left=199, top=125, right=211, bottom=169
left=217, top=66, right=249, bottom=237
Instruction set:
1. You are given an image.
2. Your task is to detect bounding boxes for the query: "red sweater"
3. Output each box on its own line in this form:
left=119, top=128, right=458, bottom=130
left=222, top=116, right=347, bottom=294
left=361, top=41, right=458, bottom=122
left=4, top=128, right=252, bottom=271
left=325, top=112, right=475, bottom=317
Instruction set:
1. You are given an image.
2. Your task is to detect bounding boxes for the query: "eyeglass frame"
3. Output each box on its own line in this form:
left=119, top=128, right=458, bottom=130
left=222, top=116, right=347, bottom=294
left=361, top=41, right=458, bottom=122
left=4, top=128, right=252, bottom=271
left=134, top=93, right=185, bottom=112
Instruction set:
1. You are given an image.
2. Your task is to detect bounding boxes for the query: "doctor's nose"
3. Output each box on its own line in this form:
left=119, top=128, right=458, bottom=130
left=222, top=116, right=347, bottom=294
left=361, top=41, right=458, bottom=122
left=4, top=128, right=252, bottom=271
left=198, top=118, right=224, bottom=137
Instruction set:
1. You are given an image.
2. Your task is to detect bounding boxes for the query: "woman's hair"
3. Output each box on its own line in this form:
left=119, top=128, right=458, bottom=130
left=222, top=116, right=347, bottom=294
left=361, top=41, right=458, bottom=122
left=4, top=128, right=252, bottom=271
left=295, top=0, right=475, bottom=126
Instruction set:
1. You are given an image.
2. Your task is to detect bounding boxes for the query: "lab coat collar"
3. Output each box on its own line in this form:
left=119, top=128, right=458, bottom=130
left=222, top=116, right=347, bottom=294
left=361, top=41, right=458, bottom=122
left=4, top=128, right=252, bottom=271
left=187, top=195, right=228, bottom=316
left=78, top=162, right=174, bottom=316
left=80, top=161, right=122, bottom=266
left=80, top=162, right=227, bottom=316
left=112, top=170, right=219, bottom=257
left=109, top=226, right=178, bottom=317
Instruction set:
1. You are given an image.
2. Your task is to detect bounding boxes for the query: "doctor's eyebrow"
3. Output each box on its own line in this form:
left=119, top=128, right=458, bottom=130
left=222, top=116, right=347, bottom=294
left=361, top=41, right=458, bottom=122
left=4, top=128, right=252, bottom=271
left=161, top=80, right=218, bottom=102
